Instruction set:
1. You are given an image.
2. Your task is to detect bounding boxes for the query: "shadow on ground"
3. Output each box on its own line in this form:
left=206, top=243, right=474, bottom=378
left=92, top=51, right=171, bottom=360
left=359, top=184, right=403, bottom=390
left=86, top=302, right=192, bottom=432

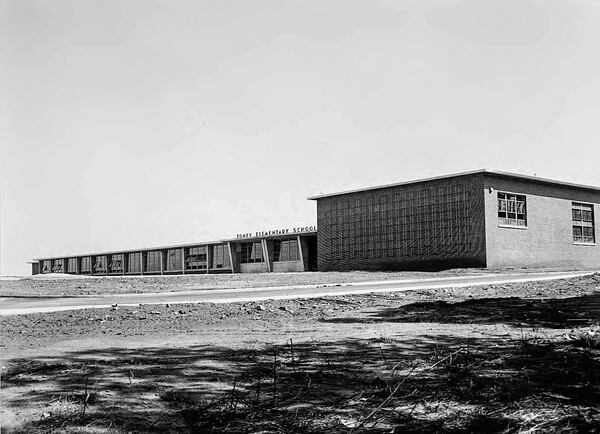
left=3, top=325, right=600, bottom=433
left=324, top=293, right=600, bottom=329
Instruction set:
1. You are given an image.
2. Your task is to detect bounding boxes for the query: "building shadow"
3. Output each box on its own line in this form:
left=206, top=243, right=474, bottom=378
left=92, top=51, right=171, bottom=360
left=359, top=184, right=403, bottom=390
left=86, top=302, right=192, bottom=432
left=3, top=328, right=600, bottom=433
left=323, top=293, right=600, bottom=329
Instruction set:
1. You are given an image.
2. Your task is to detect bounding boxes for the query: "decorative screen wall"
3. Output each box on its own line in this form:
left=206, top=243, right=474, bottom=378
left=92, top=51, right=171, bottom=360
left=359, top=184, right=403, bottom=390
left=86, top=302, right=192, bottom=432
left=316, top=174, right=486, bottom=271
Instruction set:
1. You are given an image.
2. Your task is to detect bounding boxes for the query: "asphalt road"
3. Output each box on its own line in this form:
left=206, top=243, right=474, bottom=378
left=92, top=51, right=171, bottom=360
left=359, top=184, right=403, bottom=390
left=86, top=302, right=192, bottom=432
left=0, top=270, right=593, bottom=316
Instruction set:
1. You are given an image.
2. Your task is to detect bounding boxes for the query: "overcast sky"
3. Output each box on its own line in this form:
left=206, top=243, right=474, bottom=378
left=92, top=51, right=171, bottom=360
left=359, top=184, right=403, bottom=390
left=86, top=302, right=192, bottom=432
left=2, top=0, right=600, bottom=275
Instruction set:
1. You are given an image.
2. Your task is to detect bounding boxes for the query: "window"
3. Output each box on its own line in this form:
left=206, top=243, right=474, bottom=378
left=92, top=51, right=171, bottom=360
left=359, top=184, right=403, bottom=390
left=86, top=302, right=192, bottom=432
left=42, top=260, right=51, bottom=273
left=109, top=254, right=124, bottom=273
left=572, top=202, right=595, bottom=244
left=273, top=239, right=299, bottom=262
left=67, top=258, right=78, bottom=273
left=93, top=256, right=107, bottom=273
left=81, top=257, right=92, bottom=273
left=241, top=242, right=264, bottom=263
left=128, top=252, right=141, bottom=273
left=145, top=251, right=162, bottom=272
left=52, top=259, right=64, bottom=273
left=212, top=244, right=231, bottom=268
left=166, top=249, right=183, bottom=271
left=186, top=246, right=207, bottom=270
left=498, top=192, right=527, bottom=227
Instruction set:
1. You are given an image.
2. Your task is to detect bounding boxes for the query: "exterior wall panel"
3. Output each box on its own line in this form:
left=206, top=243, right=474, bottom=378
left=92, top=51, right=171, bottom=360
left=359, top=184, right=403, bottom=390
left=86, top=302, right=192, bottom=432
left=316, top=174, right=487, bottom=271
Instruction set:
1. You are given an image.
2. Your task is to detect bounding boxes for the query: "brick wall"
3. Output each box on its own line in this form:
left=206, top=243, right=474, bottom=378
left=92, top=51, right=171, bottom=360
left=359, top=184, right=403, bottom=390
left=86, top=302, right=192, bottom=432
left=483, top=175, right=600, bottom=269
left=316, top=173, right=487, bottom=271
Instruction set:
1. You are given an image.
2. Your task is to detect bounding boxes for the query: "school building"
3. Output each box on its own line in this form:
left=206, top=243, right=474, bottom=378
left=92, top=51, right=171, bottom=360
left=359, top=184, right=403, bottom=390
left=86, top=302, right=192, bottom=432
left=31, top=170, right=599, bottom=275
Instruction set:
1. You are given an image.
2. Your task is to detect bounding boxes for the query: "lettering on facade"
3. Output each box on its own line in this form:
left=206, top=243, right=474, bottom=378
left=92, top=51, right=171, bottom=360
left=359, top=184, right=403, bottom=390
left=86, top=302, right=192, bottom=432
left=236, top=226, right=317, bottom=239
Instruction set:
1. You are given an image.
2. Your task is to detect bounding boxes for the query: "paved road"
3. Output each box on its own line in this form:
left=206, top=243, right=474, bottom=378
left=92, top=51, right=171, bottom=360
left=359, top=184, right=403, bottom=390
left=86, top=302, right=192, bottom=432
left=0, top=271, right=593, bottom=316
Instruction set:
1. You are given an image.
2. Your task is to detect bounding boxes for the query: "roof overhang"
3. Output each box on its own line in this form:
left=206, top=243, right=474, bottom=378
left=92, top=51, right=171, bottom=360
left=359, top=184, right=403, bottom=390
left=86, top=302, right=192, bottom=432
left=307, top=169, right=600, bottom=200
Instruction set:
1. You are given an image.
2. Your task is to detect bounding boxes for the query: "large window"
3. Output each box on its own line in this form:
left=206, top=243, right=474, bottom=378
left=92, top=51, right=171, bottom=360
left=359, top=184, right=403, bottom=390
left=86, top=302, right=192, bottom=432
left=145, top=251, right=162, bottom=272
left=241, top=242, right=264, bottom=263
left=109, top=254, right=124, bottom=273
left=81, top=257, right=92, bottom=273
left=573, top=202, right=595, bottom=244
left=498, top=192, right=527, bottom=227
left=186, top=246, right=207, bottom=270
left=42, top=260, right=51, bottom=273
left=212, top=244, right=231, bottom=269
left=128, top=252, right=141, bottom=273
left=93, top=256, right=107, bottom=273
left=52, top=259, right=64, bottom=273
left=274, top=239, right=299, bottom=262
left=166, top=249, right=183, bottom=271
left=67, top=258, right=78, bottom=273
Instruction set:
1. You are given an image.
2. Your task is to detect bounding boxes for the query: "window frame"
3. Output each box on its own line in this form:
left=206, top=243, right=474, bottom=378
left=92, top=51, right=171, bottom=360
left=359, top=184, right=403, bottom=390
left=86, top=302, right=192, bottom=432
left=572, top=202, right=596, bottom=245
left=80, top=257, right=92, bottom=273
left=241, top=242, right=264, bottom=264
left=497, top=191, right=528, bottom=229
left=212, top=244, right=231, bottom=269
left=273, top=239, right=300, bottom=262
left=186, top=246, right=208, bottom=270
left=109, top=254, right=124, bottom=273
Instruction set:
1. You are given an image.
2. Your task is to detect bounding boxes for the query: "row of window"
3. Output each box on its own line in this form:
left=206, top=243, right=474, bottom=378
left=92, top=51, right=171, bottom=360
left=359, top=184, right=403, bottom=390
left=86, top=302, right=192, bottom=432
left=240, top=240, right=301, bottom=264
left=497, top=192, right=595, bottom=244
left=48, top=244, right=232, bottom=274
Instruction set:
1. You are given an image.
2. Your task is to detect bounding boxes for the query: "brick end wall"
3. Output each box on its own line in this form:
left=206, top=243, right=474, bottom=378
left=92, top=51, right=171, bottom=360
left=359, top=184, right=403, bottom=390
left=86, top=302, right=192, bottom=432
left=483, top=175, right=600, bottom=269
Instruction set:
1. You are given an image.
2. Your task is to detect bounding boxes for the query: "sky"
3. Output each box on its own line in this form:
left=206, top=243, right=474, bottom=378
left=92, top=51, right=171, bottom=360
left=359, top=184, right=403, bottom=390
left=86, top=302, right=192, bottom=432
left=2, top=0, right=600, bottom=276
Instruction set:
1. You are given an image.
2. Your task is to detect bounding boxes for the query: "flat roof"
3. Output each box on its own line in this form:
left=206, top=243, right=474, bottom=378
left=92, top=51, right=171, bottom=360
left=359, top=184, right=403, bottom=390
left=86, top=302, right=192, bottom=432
left=307, top=169, right=600, bottom=200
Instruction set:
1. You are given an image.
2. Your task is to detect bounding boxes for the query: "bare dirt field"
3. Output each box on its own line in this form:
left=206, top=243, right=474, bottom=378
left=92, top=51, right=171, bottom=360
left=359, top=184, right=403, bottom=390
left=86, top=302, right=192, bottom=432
left=2, top=272, right=600, bottom=433
left=1, top=268, right=516, bottom=297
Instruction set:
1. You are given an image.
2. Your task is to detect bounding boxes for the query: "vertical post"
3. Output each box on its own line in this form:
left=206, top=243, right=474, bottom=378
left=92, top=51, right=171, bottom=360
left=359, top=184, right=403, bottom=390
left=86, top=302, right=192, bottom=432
left=105, top=255, right=108, bottom=276
left=75, top=257, right=81, bottom=275
left=227, top=242, right=235, bottom=274
left=160, top=251, right=165, bottom=275
left=122, top=253, right=126, bottom=276
left=181, top=247, right=186, bottom=275
left=261, top=239, right=271, bottom=272
left=297, top=235, right=306, bottom=272
left=206, top=245, right=212, bottom=274
left=140, top=251, right=144, bottom=275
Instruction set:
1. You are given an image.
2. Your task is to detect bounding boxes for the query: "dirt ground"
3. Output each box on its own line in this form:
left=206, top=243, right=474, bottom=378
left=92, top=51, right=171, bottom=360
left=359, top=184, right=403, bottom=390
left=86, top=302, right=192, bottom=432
left=1, top=268, right=519, bottom=297
left=1, top=272, right=600, bottom=433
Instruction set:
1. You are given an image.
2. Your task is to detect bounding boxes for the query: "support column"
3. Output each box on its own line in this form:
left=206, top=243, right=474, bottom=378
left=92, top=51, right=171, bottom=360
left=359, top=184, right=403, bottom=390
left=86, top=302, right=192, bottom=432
left=140, top=251, right=144, bottom=275
left=105, top=255, right=108, bottom=276
left=122, top=253, right=127, bottom=276
left=261, top=239, right=272, bottom=272
left=227, top=242, right=235, bottom=274
left=75, top=257, right=81, bottom=275
left=160, top=250, right=165, bottom=275
left=297, top=235, right=306, bottom=272
left=206, top=245, right=212, bottom=274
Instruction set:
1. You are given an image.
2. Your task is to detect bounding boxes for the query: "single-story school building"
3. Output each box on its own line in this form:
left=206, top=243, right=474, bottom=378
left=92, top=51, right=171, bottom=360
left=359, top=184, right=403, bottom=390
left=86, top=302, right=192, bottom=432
left=31, top=170, right=599, bottom=275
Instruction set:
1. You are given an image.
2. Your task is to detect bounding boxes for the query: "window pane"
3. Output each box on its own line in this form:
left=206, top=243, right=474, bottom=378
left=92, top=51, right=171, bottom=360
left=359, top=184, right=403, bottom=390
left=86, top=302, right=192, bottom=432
left=290, top=239, right=299, bottom=261
left=498, top=192, right=527, bottom=227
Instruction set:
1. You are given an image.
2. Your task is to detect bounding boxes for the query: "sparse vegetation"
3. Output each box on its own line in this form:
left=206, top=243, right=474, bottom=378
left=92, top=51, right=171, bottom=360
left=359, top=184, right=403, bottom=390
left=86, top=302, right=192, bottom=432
left=2, top=273, right=600, bottom=433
